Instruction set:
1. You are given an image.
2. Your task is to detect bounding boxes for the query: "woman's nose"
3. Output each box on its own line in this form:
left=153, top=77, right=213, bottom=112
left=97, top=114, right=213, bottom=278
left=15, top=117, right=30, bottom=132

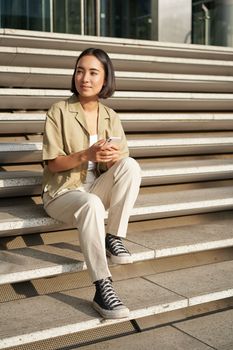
left=83, top=72, right=90, bottom=82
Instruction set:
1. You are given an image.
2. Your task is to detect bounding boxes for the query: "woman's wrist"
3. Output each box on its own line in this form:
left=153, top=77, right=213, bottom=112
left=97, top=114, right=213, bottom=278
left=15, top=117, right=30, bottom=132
left=77, top=149, right=89, bottom=164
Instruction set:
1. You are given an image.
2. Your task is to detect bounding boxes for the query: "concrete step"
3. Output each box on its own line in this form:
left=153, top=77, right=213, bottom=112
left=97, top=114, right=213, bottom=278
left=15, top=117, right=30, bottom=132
left=1, top=133, right=233, bottom=163
left=1, top=46, right=233, bottom=75
left=1, top=89, right=233, bottom=111
left=2, top=66, right=233, bottom=92
left=1, top=112, right=233, bottom=134
left=1, top=157, right=233, bottom=197
left=140, top=157, right=233, bottom=185
left=0, top=180, right=233, bottom=236
left=121, top=112, right=233, bottom=132
left=1, top=28, right=233, bottom=61
left=79, top=309, right=233, bottom=350
left=0, top=141, right=42, bottom=163
left=1, top=210, right=233, bottom=285
left=127, top=132, right=233, bottom=157
left=0, top=170, right=42, bottom=197
left=0, top=259, right=232, bottom=349
left=0, top=112, right=45, bottom=134
left=174, top=309, right=233, bottom=350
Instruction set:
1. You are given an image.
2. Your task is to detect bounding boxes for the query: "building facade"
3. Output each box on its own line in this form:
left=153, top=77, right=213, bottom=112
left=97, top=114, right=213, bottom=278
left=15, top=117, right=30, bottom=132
left=0, top=0, right=233, bottom=47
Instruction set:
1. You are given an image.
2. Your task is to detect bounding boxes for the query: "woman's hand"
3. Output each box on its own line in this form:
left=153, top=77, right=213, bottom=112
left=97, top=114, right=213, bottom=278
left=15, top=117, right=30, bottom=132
left=88, top=139, right=120, bottom=164
left=47, top=139, right=121, bottom=173
left=105, top=144, right=120, bottom=168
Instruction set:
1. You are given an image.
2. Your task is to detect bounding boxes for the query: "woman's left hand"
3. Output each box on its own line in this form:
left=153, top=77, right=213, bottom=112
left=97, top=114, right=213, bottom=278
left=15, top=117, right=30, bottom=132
left=100, top=142, right=120, bottom=167
left=106, top=145, right=120, bottom=168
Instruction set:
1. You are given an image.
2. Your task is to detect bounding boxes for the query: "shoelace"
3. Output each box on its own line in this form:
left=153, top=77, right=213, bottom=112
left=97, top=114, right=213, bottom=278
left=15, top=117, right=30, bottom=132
left=98, top=278, right=123, bottom=309
left=106, top=234, right=130, bottom=256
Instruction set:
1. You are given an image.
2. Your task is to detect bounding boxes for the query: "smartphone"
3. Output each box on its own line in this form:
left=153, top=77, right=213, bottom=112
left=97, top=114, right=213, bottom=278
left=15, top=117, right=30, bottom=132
left=105, top=136, right=121, bottom=144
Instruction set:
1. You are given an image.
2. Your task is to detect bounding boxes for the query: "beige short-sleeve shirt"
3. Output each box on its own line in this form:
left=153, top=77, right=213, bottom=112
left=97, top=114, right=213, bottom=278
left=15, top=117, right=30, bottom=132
left=42, top=94, right=129, bottom=198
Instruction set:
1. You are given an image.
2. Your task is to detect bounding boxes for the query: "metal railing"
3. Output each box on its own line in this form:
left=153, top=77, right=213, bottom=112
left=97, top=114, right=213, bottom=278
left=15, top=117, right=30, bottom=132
left=202, top=3, right=210, bottom=45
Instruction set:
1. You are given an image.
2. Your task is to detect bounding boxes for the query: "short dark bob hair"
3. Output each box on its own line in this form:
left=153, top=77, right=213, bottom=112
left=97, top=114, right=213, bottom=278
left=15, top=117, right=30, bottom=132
left=71, top=48, right=115, bottom=99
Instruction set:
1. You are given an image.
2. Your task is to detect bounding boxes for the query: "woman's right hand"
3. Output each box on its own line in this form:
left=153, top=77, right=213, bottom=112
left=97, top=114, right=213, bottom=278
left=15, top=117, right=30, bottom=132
left=87, top=139, right=118, bottom=163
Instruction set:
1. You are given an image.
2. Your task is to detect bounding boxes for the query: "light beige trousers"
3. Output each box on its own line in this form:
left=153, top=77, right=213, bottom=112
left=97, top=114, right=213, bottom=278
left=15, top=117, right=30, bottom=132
left=43, top=157, right=141, bottom=282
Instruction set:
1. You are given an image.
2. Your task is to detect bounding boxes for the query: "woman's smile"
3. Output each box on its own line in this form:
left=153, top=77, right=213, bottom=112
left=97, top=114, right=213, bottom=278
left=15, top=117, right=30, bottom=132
left=80, top=85, right=92, bottom=90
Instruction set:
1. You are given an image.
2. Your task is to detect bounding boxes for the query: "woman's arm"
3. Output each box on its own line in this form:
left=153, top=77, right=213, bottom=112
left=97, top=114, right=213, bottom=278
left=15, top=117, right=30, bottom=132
left=47, top=140, right=117, bottom=173
left=47, top=150, right=88, bottom=173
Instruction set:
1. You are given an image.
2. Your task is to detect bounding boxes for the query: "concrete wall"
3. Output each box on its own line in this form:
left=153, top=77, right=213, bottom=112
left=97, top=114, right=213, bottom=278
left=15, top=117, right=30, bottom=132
left=157, top=0, right=192, bottom=44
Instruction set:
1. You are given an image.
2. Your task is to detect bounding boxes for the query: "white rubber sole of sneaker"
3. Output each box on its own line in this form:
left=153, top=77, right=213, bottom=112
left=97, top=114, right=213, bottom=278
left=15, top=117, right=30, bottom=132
left=106, top=251, right=133, bottom=264
left=93, top=301, right=130, bottom=319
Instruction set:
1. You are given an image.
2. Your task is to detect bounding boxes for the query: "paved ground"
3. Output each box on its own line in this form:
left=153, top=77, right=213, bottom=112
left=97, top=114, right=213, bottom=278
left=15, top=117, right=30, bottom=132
left=76, top=308, right=233, bottom=350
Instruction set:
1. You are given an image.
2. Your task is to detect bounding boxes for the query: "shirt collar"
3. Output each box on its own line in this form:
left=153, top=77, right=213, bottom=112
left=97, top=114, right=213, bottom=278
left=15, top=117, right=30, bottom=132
left=67, top=94, right=110, bottom=137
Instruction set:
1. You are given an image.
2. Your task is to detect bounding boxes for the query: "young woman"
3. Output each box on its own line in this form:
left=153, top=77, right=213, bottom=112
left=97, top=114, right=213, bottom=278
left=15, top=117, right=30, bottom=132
left=42, top=48, right=141, bottom=319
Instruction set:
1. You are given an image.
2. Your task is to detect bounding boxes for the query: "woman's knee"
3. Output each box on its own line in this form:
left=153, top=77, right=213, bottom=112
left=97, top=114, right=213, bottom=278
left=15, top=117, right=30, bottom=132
left=119, top=157, right=141, bottom=178
left=74, top=193, right=105, bottom=219
left=86, top=194, right=105, bottom=212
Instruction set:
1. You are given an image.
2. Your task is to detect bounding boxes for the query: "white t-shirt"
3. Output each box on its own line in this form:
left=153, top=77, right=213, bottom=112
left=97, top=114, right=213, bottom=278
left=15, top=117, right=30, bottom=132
left=88, top=134, right=98, bottom=170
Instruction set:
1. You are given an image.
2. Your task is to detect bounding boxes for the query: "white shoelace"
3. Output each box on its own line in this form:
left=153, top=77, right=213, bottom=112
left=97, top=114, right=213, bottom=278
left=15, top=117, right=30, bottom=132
left=106, top=234, right=130, bottom=256
left=98, top=278, right=123, bottom=309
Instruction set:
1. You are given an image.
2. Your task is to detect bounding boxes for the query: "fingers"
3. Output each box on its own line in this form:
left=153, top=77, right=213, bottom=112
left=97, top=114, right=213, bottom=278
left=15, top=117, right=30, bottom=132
left=100, top=143, right=119, bottom=151
left=88, top=140, right=120, bottom=163
left=97, top=139, right=120, bottom=151
left=96, top=139, right=106, bottom=147
left=107, top=144, right=119, bottom=151
left=97, top=148, right=120, bottom=163
left=98, top=150, right=115, bottom=162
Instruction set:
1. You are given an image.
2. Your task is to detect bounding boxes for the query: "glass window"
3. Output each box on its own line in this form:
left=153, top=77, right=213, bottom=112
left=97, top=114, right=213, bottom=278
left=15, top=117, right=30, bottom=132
left=84, top=0, right=96, bottom=35
left=53, top=0, right=81, bottom=34
left=100, top=0, right=155, bottom=40
left=0, top=0, right=50, bottom=31
left=192, top=0, right=214, bottom=45
left=192, top=0, right=233, bottom=47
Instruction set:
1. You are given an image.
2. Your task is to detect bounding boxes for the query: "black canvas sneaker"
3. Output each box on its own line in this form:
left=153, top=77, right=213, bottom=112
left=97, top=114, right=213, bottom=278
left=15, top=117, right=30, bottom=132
left=93, top=277, right=129, bottom=319
left=106, top=233, right=133, bottom=264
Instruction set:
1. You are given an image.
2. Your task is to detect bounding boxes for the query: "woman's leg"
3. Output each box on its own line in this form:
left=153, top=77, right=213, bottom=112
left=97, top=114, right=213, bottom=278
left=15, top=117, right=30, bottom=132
left=90, top=157, right=141, bottom=238
left=44, top=190, right=111, bottom=282
left=44, top=190, right=129, bottom=319
left=90, top=157, right=141, bottom=264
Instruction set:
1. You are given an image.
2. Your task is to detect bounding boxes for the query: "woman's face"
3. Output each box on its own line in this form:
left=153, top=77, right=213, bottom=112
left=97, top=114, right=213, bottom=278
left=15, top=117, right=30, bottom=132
left=75, top=55, right=106, bottom=101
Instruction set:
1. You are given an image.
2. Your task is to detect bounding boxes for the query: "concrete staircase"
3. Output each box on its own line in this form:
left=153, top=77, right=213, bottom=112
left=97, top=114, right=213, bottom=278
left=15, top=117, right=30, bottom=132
left=0, top=29, right=233, bottom=350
